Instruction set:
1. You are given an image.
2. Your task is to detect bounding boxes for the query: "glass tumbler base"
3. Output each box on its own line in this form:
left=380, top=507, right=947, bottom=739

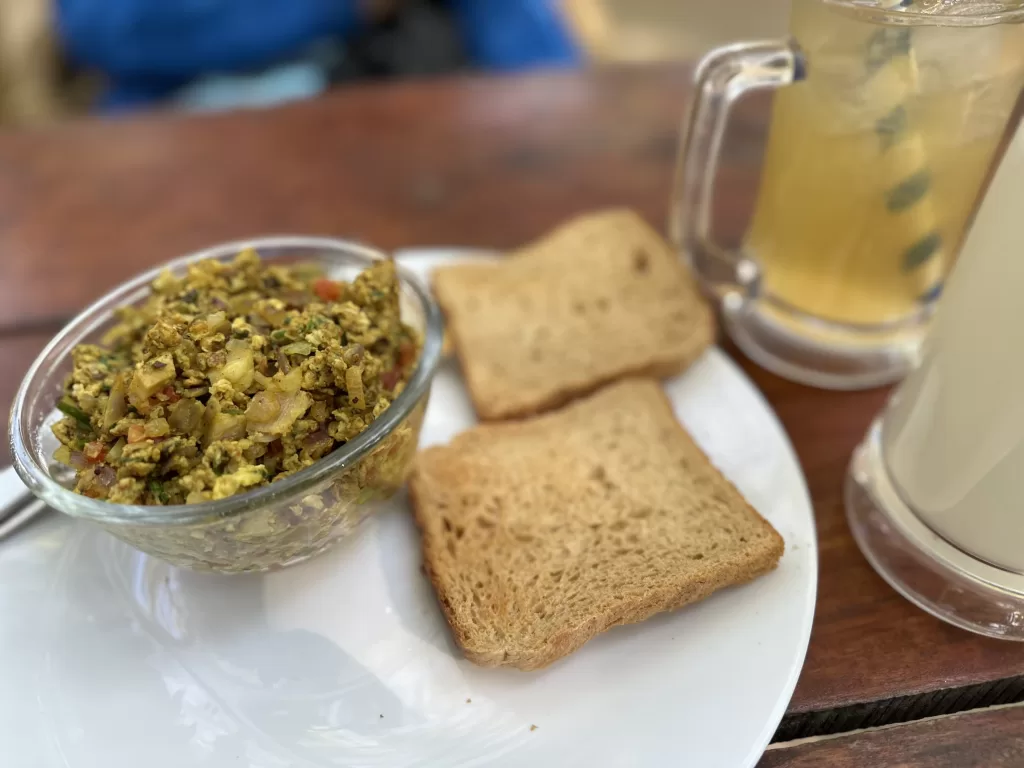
left=722, top=293, right=922, bottom=390
left=846, top=421, right=1024, bottom=640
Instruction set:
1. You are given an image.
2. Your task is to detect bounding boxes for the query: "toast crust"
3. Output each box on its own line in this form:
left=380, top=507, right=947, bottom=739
left=432, top=209, right=715, bottom=421
left=409, top=379, right=784, bottom=670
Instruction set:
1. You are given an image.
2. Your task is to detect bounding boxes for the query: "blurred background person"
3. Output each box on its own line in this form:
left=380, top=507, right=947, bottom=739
left=54, top=0, right=580, bottom=112
left=1, top=0, right=790, bottom=124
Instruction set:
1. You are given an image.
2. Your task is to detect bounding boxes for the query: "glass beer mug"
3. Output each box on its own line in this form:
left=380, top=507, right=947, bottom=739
left=672, top=0, right=1024, bottom=389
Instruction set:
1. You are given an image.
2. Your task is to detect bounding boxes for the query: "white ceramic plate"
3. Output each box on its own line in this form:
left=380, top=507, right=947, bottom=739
left=0, top=249, right=816, bottom=768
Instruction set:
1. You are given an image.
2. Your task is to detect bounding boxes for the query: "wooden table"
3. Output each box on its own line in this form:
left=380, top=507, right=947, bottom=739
left=2, top=65, right=1023, bottom=765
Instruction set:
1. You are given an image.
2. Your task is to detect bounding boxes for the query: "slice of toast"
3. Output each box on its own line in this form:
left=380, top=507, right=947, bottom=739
left=409, top=378, right=784, bottom=670
left=432, top=209, right=714, bottom=421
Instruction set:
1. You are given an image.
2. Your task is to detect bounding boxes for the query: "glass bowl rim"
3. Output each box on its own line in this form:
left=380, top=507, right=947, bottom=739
left=820, top=0, right=1024, bottom=26
left=9, top=235, right=444, bottom=526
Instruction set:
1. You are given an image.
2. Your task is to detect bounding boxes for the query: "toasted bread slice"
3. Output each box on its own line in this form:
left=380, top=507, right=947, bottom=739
left=409, top=378, right=784, bottom=670
left=432, top=209, right=714, bottom=421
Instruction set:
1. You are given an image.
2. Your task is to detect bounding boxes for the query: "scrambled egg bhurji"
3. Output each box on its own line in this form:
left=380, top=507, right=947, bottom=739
left=52, top=249, right=419, bottom=505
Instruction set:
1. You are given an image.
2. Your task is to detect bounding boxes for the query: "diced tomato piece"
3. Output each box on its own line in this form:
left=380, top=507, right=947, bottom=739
left=161, top=385, right=180, bottom=403
left=381, top=368, right=400, bottom=391
left=398, top=341, right=416, bottom=368
left=313, top=278, right=341, bottom=302
left=127, top=424, right=147, bottom=444
left=83, top=441, right=108, bottom=463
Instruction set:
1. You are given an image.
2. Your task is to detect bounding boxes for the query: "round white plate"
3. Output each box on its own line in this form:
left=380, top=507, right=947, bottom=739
left=0, top=249, right=816, bottom=768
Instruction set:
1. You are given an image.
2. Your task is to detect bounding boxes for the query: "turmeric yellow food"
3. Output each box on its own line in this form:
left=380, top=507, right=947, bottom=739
left=52, top=248, right=419, bottom=505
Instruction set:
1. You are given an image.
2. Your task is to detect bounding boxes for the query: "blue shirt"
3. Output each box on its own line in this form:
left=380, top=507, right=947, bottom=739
left=56, top=0, right=580, bottom=110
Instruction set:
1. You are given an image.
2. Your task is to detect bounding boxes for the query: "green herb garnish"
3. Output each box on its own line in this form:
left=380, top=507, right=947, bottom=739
left=148, top=479, right=170, bottom=504
left=57, top=399, right=92, bottom=428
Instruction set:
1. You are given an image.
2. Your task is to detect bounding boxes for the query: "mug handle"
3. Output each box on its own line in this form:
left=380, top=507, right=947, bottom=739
left=670, top=40, right=806, bottom=299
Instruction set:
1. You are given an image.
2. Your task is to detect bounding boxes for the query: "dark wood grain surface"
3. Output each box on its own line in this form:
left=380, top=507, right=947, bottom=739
left=2, top=66, right=1023, bottom=753
left=730, top=347, right=1024, bottom=739
left=761, top=705, right=1024, bottom=767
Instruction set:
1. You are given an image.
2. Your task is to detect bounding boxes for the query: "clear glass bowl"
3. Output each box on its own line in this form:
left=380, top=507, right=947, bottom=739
left=10, top=237, right=443, bottom=573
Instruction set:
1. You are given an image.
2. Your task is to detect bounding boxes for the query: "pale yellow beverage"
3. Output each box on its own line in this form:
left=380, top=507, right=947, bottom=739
left=746, top=0, right=1024, bottom=327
